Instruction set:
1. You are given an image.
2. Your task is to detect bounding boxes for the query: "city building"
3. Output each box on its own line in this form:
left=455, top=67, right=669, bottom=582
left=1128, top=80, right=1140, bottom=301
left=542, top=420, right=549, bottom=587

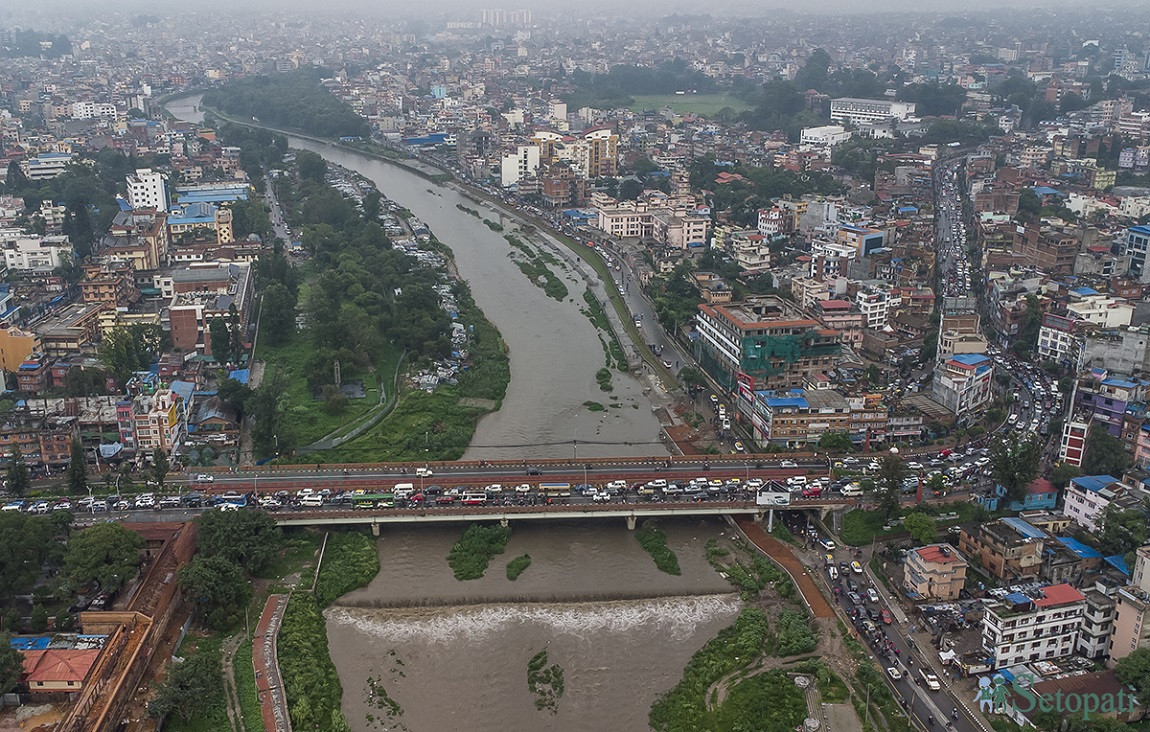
left=930, top=353, right=994, bottom=421
left=903, top=543, right=968, bottom=601
left=799, top=125, right=852, bottom=148
left=1124, top=225, right=1150, bottom=282
left=958, top=517, right=1047, bottom=582
left=1063, top=474, right=1132, bottom=531
left=830, top=98, right=917, bottom=126
left=164, top=263, right=253, bottom=357
left=3, top=235, right=73, bottom=272
left=126, top=168, right=169, bottom=211
left=981, top=584, right=1086, bottom=669
left=694, top=296, right=842, bottom=392
left=500, top=144, right=540, bottom=188
left=20, top=152, right=76, bottom=181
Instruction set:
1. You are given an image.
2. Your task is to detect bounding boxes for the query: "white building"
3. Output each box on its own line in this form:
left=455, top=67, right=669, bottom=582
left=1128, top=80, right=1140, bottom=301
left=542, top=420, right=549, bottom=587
left=854, top=286, right=900, bottom=329
left=931, top=353, right=994, bottom=420
left=981, top=584, right=1086, bottom=669
left=500, top=145, right=540, bottom=188
left=1067, top=294, right=1135, bottom=329
left=830, top=98, right=917, bottom=126
left=1062, top=475, right=1123, bottom=532
left=70, top=101, right=117, bottom=120
left=126, top=168, right=169, bottom=211
left=3, top=235, right=73, bottom=272
left=21, top=152, right=76, bottom=181
left=800, top=125, right=852, bottom=148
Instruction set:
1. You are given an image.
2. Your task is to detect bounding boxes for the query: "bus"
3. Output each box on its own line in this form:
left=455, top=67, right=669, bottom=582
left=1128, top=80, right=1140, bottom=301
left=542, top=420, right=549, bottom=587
left=538, top=482, right=571, bottom=497
left=351, top=493, right=395, bottom=509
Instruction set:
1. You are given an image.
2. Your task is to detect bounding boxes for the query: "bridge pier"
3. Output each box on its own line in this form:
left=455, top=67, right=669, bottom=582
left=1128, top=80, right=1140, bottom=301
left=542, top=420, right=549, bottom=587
left=766, top=509, right=774, bottom=534
left=625, top=515, right=636, bottom=531
left=371, top=523, right=380, bottom=537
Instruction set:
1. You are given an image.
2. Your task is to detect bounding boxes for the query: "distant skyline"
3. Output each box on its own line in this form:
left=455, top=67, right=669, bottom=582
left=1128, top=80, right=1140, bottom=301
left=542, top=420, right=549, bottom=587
left=5, top=0, right=1150, bottom=23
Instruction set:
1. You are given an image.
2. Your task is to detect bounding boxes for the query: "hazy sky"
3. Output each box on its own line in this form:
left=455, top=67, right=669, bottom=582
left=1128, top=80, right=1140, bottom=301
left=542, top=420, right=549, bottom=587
left=7, top=0, right=1145, bottom=21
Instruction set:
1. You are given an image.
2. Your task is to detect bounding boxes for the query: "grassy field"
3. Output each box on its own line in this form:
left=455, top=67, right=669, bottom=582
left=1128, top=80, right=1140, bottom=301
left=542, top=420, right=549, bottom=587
left=256, top=325, right=398, bottom=447
left=628, top=94, right=751, bottom=116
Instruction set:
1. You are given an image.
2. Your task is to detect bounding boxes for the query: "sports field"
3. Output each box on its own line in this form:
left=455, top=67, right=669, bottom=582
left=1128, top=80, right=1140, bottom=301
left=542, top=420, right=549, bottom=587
left=628, top=93, right=751, bottom=116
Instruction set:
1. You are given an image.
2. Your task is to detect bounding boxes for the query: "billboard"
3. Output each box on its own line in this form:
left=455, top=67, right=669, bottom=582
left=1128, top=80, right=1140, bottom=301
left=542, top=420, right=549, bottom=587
left=756, top=490, right=792, bottom=507
left=737, top=372, right=755, bottom=406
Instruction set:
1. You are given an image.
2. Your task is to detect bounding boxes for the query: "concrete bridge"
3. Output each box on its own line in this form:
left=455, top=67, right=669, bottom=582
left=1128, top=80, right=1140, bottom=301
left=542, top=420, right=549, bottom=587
left=267, top=498, right=849, bottom=534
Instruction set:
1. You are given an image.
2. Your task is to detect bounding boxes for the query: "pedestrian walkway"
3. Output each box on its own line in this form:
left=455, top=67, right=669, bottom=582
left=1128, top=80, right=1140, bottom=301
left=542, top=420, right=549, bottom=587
left=253, top=594, right=292, bottom=732
left=733, top=516, right=834, bottom=619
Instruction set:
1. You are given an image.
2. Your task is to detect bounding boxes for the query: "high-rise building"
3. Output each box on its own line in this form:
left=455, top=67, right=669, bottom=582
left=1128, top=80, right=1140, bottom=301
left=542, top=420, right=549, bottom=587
left=1124, top=225, right=1150, bottom=282
left=126, top=168, right=169, bottom=211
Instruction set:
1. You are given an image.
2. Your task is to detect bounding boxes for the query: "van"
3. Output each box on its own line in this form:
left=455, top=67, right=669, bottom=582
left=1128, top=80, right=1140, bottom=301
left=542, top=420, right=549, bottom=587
left=828, top=565, right=839, bottom=581
left=820, top=538, right=837, bottom=551
left=394, top=483, right=415, bottom=494
left=841, top=484, right=863, bottom=498
left=300, top=495, right=324, bottom=508
left=462, top=493, right=487, bottom=506
left=786, top=475, right=807, bottom=487
left=415, top=467, right=433, bottom=477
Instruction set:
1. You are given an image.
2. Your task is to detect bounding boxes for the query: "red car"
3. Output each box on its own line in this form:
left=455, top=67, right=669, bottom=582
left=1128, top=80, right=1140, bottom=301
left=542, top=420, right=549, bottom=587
left=881, top=609, right=893, bottom=625
left=802, top=486, right=823, bottom=498
left=435, top=496, right=456, bottom=505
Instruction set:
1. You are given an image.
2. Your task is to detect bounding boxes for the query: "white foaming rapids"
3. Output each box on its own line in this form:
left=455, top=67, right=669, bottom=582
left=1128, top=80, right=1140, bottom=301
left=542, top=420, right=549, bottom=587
left=325, top=594, right=741, bottom=645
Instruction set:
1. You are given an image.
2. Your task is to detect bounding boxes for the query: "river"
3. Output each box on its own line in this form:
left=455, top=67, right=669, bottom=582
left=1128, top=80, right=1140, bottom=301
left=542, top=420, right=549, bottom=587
left=324, top=519, right=740, bottom=732
left=165, top=95, right=668, bottom=461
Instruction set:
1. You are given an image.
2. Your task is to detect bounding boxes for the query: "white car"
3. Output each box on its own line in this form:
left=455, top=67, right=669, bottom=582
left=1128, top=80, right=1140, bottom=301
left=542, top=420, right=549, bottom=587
left=780, top=460, right=798, bottom=468
left=745, top=478, right=763, bottom=489
left=195, top=474, right=214, bottom=483
left=887, top=667, right=903, bottom=680
left=416, top=467, right=433, bottom=477
left=921, top=670, right=941, bottom=691
left=514, top=484, right=532, bottom=493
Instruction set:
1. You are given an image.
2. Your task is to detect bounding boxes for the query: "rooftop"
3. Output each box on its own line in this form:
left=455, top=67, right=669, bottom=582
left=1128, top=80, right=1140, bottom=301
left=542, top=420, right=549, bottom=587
left=914, top=543, right=966, bottom=565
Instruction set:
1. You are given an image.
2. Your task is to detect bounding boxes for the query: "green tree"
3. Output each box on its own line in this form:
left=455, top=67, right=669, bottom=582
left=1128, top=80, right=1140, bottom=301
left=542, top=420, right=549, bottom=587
left=0, top=513, right=68, bottom=597
left=178, top=555, right=252, bottom=630
left=99, top=324, right=166, bottom=382
left=208, top=316, right=232, bottom=364
left=216, top=377, right=252, bottom=419
left=874, top=454, right=906, bottom=519
left=1082, top=424, right=1134, bottom=477
left=296, top=150, right=328, bottom=182
left=988, top=431, right=1041, bottom=502
left=151, top=448, right=170, bottom=491
left=1096, top=504, right=1149, bottom=558
left=925, top=473, right=948, bottom=496
left=259, top=281, right=296, bottom=346
left=1049, top=462, right=1081, bottom=490
left=148, top=644, right=223, bottom=721
left=29, top=603, right=48, bottom=633
left=66, top=440, right=88, bottom=494
left=1115, top=648, right=1150, bottom=701
left=0, top=633, right=23, bottom=695
left=63, top=523, right=144, bottom=592
left=903, top=513, right=938, bottom=545
left=196, top=510, right=282, bottom=574
left=818, top=431, right=853, bottom=452
left=5, top=445, right=30, bottom=496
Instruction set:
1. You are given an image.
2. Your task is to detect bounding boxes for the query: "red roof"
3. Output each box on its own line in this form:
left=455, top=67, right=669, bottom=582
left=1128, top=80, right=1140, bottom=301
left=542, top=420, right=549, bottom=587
left=817, top=299, right=852, bottom=311
left=915, top=544, right=964, bottom=565
left=22, top=649, right=101, bottom=685
left=1027, top=478, right=1056, bottom=496
left=1034, top=583, right=1085, bottom=608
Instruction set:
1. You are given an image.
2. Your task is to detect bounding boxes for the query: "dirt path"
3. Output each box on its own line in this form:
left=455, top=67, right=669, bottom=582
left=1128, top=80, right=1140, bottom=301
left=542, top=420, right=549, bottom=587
left=733, top=516, right=835, bottom=619
left=221, top=633, right=245, bottom=732
left=705, top=651, right=821, bottom=711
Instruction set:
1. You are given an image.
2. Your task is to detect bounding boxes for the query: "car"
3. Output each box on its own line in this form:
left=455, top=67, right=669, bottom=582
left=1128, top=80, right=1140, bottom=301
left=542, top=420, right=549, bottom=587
left=606, top=480, right=627, bottom=493
left=887, top=666, right=903, bottom=680
left=415, top=467, right=433, bottom=477
left=828, top=566, right=839, bottom=580
left=881, top=609, right=893, bottom=624
left=841, top=456, right=860, bottom=465
left=851, top=561, right=863, bottom=574
left=866, top=588, right=880, bottom=603
left=721, top=418, right=731, bottom=430
left=710, top=394, right=718, bottom=404
left=745, top=478, right=763, bottom=489
left=780, top=460, right=798, bottom=468
left=847, top=591, right=863, bottom=606
left=845, top=579, right=859, bottom=593
left=195, top=474, right=214, bottom=483
left=435, top=496, right=456, bottom=505
left=514, top=484, right=532, bottom=493
left=920, top=670, right=942, bottom=691
left=592, top=491, right=610, bottom=503
left=485, top=484, right=503, bottom=494
left=218, top=503, right=241, bottom=512
left=907, top=461, right=922, bottom=470
left=819, top=538, right=836, bottom=551
left=786, top=475, right=808, bottom=487
left=160, top=496, right=182, bottom=508
left=662, top=360, right=673, bottom=369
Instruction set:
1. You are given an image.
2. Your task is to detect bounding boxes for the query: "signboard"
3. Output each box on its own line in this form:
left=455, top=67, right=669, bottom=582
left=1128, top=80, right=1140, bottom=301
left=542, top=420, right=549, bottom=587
left=756, top=490, right=792, bottom=507
left=736, top=372, right=755, bottom=406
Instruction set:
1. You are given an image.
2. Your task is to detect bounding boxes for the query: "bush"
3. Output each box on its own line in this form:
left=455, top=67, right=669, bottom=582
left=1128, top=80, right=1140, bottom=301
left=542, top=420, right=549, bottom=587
left=636, top=524, right=681, bottom=575
left=315, top=530, right=380, bottom=606
left=278, top=594, right=352, bottom=731
left=648, top=608, right=769, bottom=731
left=447, top=524, right=511, bottom=580
left=506, top=554, right=532, bottom=581
left=771, top=610, right=817, bottom=656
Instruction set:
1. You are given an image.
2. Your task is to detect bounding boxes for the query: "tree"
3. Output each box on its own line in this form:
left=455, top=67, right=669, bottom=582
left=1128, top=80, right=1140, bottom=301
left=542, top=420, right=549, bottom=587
left=903, top=513, right=938, bottom=545
left=100, top=324, right=166, bottom=382
left=5, top=445, right=30, bottom=496
left=208, top=317, right=232, bottom=364
left=1115, top=648, right=1150, bottom=701
left=296, top=150, right=327, bottom=182
left=988, top=431, right=1041, bottom=503
left=1050, top=462, right=1081, bottom=490
left=1082, top=424, right=1134, bottom=477
left=196, top=510, right=282, bottom=574
left=618, top=178, right=643, bottom=200
left=874, top=454, right=906, bottom=519
left=178, top=555, right=252, bottom=630
left=63, top=523, right=144, bottom=592
left=925, top=473, right=948, bottom=496
left=148, top=646, right=223, bottom=721
left=5, top=160, right=30, bottom=192
left=1096, top=504, right=1149, bottom=558
left=259, top=281, right=296, bottom=346
left=216, top=378, right=252, bottom=418
left=66, top=441, right=88, bottom=495
left=818, top=431, right=853, bottom=452
left=0, top=634, right=23, bottom=695
left=29, top=604, right=48, bottom=633
left=151, top=448, right=170, bottom=491
left=0, top=513, right=68, bottom=598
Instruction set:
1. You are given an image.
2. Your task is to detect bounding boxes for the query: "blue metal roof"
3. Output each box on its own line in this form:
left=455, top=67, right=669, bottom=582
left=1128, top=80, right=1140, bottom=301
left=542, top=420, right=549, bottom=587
left=767, top=397, right=809, bottom=409
left=1070, top=475, right=1120, bottom=493
left=1105, top=554, right=1130, bottom=576
left=1070, top=286, right=1099, bottom=296
left=1101, top=377, right=1137, bottom=389
left=950, top=353, right=991, bottom=366
left=1004, top=591, right=1032, bottom=605
left=1056, top=537, right=1102, bottom=559
left=1001, top=517, right=1047, bottom=539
